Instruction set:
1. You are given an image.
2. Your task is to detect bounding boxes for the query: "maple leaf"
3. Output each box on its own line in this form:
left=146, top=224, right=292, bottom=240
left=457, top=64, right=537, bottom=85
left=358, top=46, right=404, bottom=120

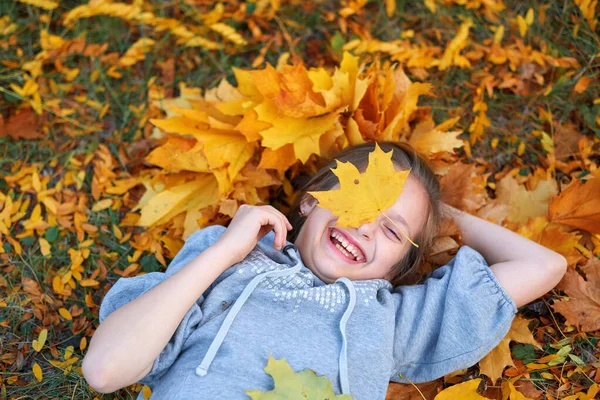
left=308, top=143, right=416, bottom=246
left=249, top=63, right=328, bottom=118
left=254, top=100, right=345, bottom=163
left=245, top=356, right=354, bottom=400
left=548, top=178, right=600, bottom=234
left=439, top=162, right=488, bottom=212
left=552, top=257, right=600, bottom=332
left=495, top=175, right=557, bottom=224
left=408, top=116, right=464, bottom=155
left=137, top=175, right=219, bottom=227
left=478, top=315, right=542, bottom=383
left=145, top=135, right=211, bottom=173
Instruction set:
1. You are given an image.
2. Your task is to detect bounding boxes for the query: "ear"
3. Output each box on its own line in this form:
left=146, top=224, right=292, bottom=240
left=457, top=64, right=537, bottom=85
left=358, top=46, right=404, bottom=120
left=299, top=193, right=318, bottom=216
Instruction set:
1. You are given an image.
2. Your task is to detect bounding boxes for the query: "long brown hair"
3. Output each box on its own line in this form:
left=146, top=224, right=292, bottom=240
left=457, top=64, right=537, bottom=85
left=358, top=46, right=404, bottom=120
left=288, top=141, right=441, bottom=287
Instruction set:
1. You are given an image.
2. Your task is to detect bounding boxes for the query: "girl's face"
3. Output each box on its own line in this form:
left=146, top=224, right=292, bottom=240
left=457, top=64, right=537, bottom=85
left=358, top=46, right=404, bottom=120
left=294, top=176, right=429, bottom=283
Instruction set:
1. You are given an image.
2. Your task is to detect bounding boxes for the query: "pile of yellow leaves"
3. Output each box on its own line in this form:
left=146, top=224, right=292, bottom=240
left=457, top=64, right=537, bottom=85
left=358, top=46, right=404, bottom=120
left=140, top=51, right=463, bottom=241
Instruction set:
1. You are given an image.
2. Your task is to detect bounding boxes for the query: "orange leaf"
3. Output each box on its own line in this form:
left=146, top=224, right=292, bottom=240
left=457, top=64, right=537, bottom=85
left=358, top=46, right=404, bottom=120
left=0, top=109, right=45, bottom=140
left=549, top=178, right=600, bottom=233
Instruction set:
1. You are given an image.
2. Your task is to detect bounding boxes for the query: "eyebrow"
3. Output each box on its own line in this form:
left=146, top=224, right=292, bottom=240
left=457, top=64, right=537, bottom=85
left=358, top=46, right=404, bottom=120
left=385, top=211, right=412, bottom=237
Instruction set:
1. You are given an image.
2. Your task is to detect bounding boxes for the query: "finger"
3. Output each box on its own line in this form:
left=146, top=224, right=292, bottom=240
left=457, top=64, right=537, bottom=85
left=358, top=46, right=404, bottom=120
left=260, top=209, right=284, bottom=249
left=265, top=205, right=293, bottom=231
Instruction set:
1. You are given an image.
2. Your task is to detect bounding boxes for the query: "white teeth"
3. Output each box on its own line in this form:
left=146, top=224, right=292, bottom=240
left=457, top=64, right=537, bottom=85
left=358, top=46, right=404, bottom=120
left=330, top=230, right=364, bottom=262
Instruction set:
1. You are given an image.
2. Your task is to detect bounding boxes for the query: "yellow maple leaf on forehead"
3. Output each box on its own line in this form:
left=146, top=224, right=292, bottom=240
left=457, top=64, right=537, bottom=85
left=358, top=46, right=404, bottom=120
left=308, top=143, right=417, bottom=247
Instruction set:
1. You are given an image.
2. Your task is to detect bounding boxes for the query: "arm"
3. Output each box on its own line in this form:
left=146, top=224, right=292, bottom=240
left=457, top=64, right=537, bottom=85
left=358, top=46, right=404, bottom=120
left=82, top=243, right=236, bottom=393
left=441, top=203, right=567, bottom=308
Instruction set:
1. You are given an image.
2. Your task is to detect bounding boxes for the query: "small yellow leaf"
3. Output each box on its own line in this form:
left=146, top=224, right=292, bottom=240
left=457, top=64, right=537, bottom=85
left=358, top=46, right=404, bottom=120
left=517, top=15, right=528, bottom=37
left=92, top=199, right=113, bottom=212
left=112, top=224, right=123, bottom=240
left=79, top=279, right=100, bottom=287
left=80, top=337, right=87, bottom=351
left=32, top=363, right=43, bottom=382
left=32, top=329, right=48, bottom=352
left=525, top=363, right=548, bottom=371
left=424, top=0, right=437, bottom=13
left=493, top=25, right=505, bottom=43
left=39, top=237, right=51, bottom=257
left=385, top=0, right=395, bottom=17
left=32, top=170, right=41, bottom=192
left=525, top=8, right=535, bottom=25
left=540, top=372, right=555, bottom=380
left=142, top=385, right=153, bottom=399
left=64, top=345, right=74, bottom=360
left=59, top=308, right=72, bottom=321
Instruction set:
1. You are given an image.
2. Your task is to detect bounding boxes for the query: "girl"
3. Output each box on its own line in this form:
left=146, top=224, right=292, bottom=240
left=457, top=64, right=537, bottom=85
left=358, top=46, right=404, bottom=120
left=82, top=142, right=567, bottom=399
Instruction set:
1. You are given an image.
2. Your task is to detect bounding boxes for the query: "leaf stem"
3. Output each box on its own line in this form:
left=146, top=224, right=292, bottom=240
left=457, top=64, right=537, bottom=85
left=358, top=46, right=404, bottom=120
left=396, top=373, right=427, bottom=400
left=382, top=211, right=418, bottom=248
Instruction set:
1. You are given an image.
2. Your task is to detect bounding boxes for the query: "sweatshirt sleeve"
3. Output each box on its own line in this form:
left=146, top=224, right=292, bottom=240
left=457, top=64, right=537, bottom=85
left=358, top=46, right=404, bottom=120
left=98, top=224, right=227, bottom=386
left=389, top=245, right=518, bottom=384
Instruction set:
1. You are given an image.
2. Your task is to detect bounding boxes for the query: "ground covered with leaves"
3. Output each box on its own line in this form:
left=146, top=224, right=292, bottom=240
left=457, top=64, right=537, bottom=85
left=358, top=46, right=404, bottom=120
left=0, top=0, right=599, bottom=399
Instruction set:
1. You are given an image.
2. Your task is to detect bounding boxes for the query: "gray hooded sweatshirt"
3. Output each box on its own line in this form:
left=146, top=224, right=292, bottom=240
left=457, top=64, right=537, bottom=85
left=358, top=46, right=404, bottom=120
left=99, top=225, right=517, bottom=399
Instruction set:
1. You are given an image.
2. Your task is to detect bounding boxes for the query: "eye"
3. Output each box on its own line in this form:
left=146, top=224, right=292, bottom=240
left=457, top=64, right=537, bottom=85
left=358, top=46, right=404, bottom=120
left=386, top=226, right=401, bottom=241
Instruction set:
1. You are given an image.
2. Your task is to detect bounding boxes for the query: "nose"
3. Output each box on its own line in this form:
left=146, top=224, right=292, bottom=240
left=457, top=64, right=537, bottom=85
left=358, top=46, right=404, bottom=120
left=357, top=219, right=377, bottom=240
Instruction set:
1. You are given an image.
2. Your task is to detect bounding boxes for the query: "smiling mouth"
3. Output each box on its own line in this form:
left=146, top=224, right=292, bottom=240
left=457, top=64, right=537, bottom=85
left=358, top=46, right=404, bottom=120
left=329, top=229, right=366, bottom=262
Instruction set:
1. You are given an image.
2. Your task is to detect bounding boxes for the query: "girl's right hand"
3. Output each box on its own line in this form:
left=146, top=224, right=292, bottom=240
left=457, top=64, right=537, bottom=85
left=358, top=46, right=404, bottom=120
left=213, top=205, right=293, bottom=265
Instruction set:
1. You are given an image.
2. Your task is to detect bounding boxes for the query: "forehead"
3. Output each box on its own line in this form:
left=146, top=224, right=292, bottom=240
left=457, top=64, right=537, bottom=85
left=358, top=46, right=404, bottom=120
left=387, top=177, right=429, bottom=232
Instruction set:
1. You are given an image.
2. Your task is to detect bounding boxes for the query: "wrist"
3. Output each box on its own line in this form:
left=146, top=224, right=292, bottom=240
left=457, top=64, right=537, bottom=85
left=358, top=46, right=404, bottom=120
left=440, top=202, right=463, bottom=219
left=209, top=239, right=244, bottom=267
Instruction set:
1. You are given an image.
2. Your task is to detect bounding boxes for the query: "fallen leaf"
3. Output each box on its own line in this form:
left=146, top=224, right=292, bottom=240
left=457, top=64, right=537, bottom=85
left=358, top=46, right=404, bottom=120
left=549, top=178, right=600, bottom=234
left=434, top=378, right=487, bottom=399
left=245, top=356, right=353, bottom=400
left=552, top=257, right=600, bottom=332
left=32, top=329, right=48, bottom=352
left=32, top=362, right=43, bottom=382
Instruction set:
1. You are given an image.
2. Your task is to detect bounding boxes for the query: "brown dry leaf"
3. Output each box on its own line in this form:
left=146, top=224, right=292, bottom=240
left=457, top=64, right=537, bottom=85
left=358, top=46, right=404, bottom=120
left=479, top=316, right=542, bottom=383
left=501, top=379, right=535, bottom=400
left=440, top=163, right=488, bottom=212
left=552, top=257, right=600, bottom=332
left=0, top=109, right=46, bottom=139
left=552, top=121, right=581, bottom=159
left=385, top=379, right=443, bottom=399
left=548, top=178, right=600, bottom=234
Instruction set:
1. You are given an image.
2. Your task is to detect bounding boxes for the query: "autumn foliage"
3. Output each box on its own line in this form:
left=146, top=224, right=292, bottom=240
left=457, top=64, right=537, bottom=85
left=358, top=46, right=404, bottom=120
left=1, top=0, right=599, bottom=399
